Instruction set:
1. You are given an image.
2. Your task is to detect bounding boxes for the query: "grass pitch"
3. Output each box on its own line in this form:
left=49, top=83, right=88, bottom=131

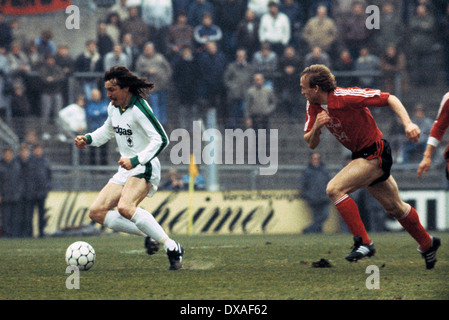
left=0, top=232, right=447, bottom=300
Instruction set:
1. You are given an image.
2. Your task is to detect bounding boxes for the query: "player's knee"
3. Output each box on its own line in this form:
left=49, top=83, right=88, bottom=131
left=117, top=201, right=135, bottom=220
left=89, top=207, right=106, bottom=224
left=326, top=182, right=341, bottom=201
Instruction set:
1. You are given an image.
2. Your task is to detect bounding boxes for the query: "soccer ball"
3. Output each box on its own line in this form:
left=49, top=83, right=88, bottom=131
left=65, top=241, right=96, bottom=271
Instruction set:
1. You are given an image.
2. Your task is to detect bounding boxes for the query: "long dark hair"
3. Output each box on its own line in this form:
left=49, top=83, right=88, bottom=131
left=104, top=66, right=154, bottom=98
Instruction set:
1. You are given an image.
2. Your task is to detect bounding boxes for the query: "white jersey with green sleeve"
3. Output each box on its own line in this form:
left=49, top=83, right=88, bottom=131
left=85, top=95, right=169, bottom=167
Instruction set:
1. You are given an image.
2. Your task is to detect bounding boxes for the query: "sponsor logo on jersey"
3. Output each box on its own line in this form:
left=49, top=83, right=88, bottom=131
left=113, top=125, right=133, bottom=136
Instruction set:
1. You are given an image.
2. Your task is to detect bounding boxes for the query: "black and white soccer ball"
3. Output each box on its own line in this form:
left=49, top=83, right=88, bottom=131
left=65, top=241, right=96, bottom=271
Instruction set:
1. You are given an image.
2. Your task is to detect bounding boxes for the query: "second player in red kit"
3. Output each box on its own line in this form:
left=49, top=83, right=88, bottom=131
left=301, top=64, right=440, bottom=269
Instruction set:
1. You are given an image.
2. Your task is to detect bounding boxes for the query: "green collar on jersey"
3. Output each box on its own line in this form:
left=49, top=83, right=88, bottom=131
left=119, top=95, right=138, bottom=114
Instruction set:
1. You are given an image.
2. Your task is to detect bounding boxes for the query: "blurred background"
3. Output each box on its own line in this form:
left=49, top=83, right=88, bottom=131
left=0, top=0, right=448, bottom=237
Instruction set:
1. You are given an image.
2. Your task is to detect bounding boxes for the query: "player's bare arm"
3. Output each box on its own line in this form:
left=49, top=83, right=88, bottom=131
left=74, top=135, right=88, bottom=149
left=417, top=92, right=449, bottom=179
left=417, top=144, right=436, bottom=178
left=304, top=111, right=330, bottom=149
left=387, top=95, right=421, bottom=142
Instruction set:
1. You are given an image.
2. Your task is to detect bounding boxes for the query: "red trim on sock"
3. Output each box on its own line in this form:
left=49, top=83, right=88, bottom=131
left=398, top=206, right=431, bottom=252
left=335, top=195, right=371, bottom=244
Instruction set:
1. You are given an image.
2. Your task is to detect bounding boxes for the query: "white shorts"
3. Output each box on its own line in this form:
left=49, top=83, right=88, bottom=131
left=108, top=157, right=161, bottom=198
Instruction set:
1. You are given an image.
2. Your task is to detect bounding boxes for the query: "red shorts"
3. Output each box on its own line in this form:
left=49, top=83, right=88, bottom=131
left=351, top=139, right=393, bottom=186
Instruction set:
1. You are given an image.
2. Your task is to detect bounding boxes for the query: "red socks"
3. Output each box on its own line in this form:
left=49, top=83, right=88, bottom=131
left=335, top=195, right=371, bottom=244
left=397, top=206, right=432, bottom=252
left=335, top=194, right=431, bottom=252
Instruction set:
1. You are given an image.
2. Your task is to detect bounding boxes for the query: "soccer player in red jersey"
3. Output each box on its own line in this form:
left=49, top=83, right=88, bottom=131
left=417, top=92, right=449, bottom=180
left=301, top=64, right=440, bottom=269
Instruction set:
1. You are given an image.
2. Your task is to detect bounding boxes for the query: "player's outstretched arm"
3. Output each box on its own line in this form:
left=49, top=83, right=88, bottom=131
left=387, top=95, right=421, bottom=143
left=417, top=144, right=436, bottom=178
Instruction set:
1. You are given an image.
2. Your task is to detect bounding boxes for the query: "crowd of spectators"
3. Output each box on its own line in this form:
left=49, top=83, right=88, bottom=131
left=0, top=0, right=447, bottom=146
left=0, top=131, right=52, bottom=238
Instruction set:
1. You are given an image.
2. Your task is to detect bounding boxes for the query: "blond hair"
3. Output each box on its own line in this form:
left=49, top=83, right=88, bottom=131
left=301, top=64, right=337, bottom=93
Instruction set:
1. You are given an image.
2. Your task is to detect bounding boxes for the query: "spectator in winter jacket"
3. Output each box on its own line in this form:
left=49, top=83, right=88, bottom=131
left=408, top=4, right=436, bottom=86
left=38, top=54, right=65, bottom=140
left=245, top=73, right=276, bottom=132
left=7, top=41, right=31, bottom=87
left=303, top=46, right=331, bottom=69
left=224, top=48, right=254, bottom=128
left=236, top=9, right=260, bottom=61
left=135, top=42, right=172, bottom=125
left=75, top=40, right=102, bottom=73
left=354, top=47, right=379, bottom=88
left=121, top=33, right=140, bottom=71
left=120, top=6, right=150, bottom=50
left=74, top=40, right=102, bottom=100
left=193, top=12, right=222, bottom=50
left=10, top=81, right=30, bottom=118
left=55, top=45, right=75, bottom=105
left=251, top=42, right=278, bottom=88
left=166, top=12, right=194, bottom=61
left=277, top=45, right=302, bottom=118
left=17, top=143, right=32, bottom=237
left=103, top=44, right=130, bottom=71
left=27, top=143, right=52, bottom=237
left=302, top=5, right=338, bottom=53
left=258, top=1, right=291, bottom=56
left=245, top=72, right=276, bottom=163
left=301, top=152, right=331, bottom=233
left=196, top=41, right=228, bottom=119
left=97, top=22, right=115, bottom=59
left=35, top=30, right=56, bottom=58
left=173, top=46, right=200, bottom=128
left=0, top=147, right=22, bottom=237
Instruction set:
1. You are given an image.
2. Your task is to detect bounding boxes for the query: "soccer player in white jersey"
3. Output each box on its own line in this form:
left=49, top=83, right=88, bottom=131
left=74, top=66, right=184, bottom=270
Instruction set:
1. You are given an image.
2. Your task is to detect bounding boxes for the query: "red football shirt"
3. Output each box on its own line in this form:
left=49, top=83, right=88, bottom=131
left=304, top=87, right=390, bottom=152
left=428, top=92, right=449, bottom=147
